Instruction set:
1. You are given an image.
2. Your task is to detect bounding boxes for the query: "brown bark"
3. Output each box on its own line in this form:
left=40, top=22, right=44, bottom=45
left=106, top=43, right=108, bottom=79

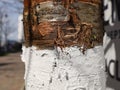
left=23, top=0, right=104, bottom=51
left=23, top=0, right=31, bottom=46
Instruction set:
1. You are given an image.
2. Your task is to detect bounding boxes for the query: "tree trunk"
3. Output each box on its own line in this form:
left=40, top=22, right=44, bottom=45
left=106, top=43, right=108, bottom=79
left=22, top=0, right=106, bottom=90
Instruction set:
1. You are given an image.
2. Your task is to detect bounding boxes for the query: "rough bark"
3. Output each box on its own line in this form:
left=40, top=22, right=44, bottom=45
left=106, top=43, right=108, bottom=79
left=23, top=0, right=104, bottom=52
left=22, top=0, right=106, bottom=90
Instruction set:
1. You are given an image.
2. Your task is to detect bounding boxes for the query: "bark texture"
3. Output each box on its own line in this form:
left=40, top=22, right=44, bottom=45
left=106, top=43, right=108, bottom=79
left=23, top=0, right=104, bottom=52
left=23, top=0, right=106, bottom=90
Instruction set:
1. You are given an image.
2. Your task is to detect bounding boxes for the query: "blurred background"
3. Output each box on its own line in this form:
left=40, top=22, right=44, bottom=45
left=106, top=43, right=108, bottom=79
left=0, top=0, right=23, bottom=55
left=0, top=0, right=120, bottom=90
left=0, top=0, right=24, bottom=90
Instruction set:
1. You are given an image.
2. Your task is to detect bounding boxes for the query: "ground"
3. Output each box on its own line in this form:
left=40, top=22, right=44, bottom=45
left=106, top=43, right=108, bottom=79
left=0, top=52, right=24, bottom=90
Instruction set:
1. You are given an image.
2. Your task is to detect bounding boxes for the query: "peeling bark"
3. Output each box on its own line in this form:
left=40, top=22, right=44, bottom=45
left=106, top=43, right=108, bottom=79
left=22, top=0, right=106, bottom=90
left=23, top=0, right=104, bottom=51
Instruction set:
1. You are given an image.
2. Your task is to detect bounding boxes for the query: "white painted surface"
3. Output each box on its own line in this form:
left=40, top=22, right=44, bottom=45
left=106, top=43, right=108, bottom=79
left=103, top=33, right=116, bottom=76
left=18, top=14, right=24, bottom=43
left=21, top=46, right=106, bottom=90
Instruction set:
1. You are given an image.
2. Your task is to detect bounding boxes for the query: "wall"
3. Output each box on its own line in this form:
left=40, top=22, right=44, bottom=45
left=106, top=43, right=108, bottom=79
left=103, top=0, right=120, bottom=90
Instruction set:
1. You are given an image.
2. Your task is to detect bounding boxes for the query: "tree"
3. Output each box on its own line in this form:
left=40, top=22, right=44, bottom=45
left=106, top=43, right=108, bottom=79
left=22, top=0, right=106, bottom=90
left=0, top=7, right=15, bottom=51
left=0, top=7, right=6, bottom=47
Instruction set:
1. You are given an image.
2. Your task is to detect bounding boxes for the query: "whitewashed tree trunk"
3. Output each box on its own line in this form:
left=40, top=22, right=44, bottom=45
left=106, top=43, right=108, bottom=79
left=22, top=0, right=106, bottom=90
left=22, top=46, right=106, bottom=90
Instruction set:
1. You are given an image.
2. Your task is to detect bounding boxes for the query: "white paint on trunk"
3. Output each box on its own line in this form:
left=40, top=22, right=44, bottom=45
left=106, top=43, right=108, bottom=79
left=21, top=45, right=106, bottom=90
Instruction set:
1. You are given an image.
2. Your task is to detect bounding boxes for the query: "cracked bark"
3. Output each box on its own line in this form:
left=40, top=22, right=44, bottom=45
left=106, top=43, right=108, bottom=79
left=22, top=0, right=106, bottom=90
